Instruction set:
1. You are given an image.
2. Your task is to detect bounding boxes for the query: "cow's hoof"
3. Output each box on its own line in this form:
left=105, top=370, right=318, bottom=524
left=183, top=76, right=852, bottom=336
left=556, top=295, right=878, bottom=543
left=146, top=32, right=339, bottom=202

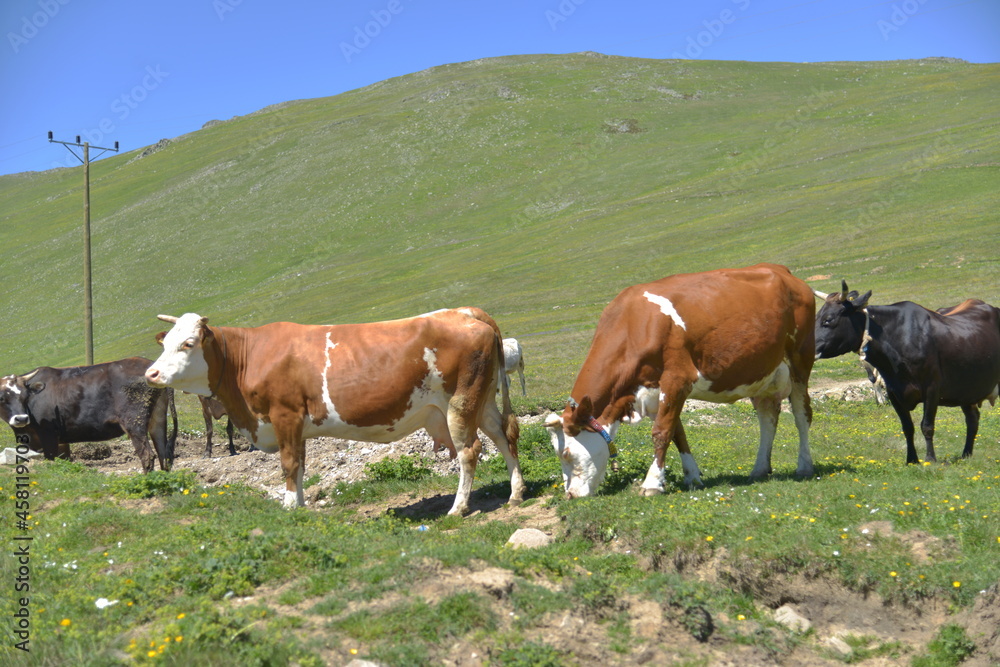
left=640, top=487, right=663, bottom=497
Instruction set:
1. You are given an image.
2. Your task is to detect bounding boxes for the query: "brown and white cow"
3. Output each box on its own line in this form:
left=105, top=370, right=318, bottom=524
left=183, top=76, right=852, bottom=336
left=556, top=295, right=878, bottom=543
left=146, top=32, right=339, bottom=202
left=546, top=263, right=816, bottom=498
left=145, top=308, right=524, bottom=515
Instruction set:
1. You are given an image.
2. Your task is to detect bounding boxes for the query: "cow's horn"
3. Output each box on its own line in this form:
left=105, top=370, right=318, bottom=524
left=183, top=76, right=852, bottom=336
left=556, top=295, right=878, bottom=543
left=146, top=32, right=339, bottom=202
left=812, top=289, right=828, bottom=300
left=157, top=314, right=178, bottom=324
left=20, top=369, right=39, bottom=382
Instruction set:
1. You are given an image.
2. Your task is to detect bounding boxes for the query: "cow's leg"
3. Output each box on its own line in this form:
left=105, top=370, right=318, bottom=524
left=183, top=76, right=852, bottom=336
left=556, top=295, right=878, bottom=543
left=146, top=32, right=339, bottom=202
left=273, top=417, right=306, bottom=508
left=886, top=394, right=919, bottom=464
left=787, top=379, right=814, bottom=477
left=450, top=427, right=482, bottom=516
left=919, top=397, right=939, bottom=463
left=517, top=361, right=526, bottom=397
left=226, top=419, right=237, bottom=456
left=127, top=431, right=156, bottom=473
left=148, top=392, right=173, bottom=471
left=749, top=394, right=781, bottom=479
left=202, top=403, right=214, bottom=457
left=479, top=399, right=525, bottom=507
left=674, top=422, right=702, bottom=489
left=960, top=404, right=979, bottom=459
left=647, top=383, right=696, bottom=493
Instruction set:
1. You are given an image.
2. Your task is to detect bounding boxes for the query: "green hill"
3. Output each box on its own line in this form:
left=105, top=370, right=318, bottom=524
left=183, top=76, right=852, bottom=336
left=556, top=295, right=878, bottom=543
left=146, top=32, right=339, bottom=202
left=2, top=54, right=998, bottom=404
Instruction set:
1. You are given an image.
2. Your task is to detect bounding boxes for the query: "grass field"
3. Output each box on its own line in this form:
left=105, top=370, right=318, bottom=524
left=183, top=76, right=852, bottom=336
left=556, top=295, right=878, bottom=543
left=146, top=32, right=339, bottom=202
left=1, top=54, right=999, bottom=664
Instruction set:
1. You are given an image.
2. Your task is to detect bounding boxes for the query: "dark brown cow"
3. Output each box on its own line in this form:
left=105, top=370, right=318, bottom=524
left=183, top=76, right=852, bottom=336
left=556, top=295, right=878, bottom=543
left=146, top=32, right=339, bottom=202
left=546, top=264, right=816, bottom=497
left=814, top=282, right=1000, bottom=463
left=146, top=308, right=524, bottom=514
left=0, top=357, right=176, bottom=472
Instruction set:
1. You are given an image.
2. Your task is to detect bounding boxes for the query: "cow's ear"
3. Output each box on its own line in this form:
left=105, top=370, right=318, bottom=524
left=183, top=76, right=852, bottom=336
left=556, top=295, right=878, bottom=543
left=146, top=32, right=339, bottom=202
left=27, top=381, right=45, bottom=394
left=852, top=290, right=872, bottom=309
left=155, top=331, right=166, bottom=347
left=571, top=395, right=595, bottom=424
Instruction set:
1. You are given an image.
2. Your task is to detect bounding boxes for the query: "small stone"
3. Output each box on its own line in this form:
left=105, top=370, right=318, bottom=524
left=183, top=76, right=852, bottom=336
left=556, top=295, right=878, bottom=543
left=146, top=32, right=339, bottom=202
left=774, top=604, right=812, bottom=633
left=506, top=528, right=552, bottom=549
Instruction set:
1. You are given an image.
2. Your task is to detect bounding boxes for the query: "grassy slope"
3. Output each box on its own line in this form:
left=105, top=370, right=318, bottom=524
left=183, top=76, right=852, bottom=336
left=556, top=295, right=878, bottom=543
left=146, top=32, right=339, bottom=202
left=1, top=54, right=998, bottom=408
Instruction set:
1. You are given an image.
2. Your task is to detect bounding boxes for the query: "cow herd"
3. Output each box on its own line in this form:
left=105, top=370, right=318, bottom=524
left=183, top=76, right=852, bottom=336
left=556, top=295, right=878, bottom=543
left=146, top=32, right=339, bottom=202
left=2, top=263, right=998, bottom=515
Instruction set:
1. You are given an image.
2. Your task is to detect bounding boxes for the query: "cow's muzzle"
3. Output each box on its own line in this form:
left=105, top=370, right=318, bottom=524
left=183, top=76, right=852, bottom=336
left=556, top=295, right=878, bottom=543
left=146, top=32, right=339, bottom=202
left=10, top=414, right=29, bottom=428
left=144, top=367, right=164, bottom=386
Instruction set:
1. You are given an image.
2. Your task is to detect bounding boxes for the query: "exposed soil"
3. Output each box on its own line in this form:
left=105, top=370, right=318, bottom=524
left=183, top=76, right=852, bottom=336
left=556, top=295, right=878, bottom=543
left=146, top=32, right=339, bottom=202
left=60, top=380, right=1000, bottom=665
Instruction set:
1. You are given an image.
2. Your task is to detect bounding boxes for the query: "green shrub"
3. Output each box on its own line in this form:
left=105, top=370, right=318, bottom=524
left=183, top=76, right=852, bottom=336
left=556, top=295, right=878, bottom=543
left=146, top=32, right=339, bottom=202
left=913, top=624, right=976, bottom=667
left=110, top=469, right=199, bottom=498
left=364, top=454, right=433, bottom=481
left=493, top=641, right=565, bottom=667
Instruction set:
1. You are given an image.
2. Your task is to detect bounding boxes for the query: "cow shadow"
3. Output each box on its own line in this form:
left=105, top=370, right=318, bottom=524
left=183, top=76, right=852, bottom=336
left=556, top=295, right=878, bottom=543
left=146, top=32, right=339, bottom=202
left=386, top=481, right=522, bottom=521
left=685, top=461, right=859, bottom=491
left=597, top=461, right=856, bottom=496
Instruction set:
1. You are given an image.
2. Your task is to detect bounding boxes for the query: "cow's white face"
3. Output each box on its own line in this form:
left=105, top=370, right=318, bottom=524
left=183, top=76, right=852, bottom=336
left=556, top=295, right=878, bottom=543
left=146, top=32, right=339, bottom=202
left=145, top=313, right=212, bottom=396
left=545, top=413, right=610, bottom=498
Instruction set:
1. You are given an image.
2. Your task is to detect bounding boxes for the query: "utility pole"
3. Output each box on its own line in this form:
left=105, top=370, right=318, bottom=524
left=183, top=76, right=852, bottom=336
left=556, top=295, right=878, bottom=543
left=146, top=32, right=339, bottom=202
left=48, top=132, right=119, bottom=365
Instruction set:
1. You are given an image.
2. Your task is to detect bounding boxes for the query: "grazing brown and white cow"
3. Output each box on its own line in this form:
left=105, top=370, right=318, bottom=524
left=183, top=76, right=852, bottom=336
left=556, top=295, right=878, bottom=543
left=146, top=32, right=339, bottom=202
left=145, top=308, right=524, bottom=514
left=546, top=263, right=816, bottom=498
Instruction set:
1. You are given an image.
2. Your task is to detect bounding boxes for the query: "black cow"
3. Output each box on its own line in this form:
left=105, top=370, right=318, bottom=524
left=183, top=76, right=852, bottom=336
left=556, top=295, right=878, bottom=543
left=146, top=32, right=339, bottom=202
left=814, top=282, right=1000, bottom=463
left=0, top=357, right=177, bottom=472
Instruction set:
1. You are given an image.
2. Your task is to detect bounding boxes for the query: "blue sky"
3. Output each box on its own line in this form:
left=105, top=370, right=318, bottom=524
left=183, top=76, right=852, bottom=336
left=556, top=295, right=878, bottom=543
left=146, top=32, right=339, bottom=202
left=2, top=0, right=997, bottom=176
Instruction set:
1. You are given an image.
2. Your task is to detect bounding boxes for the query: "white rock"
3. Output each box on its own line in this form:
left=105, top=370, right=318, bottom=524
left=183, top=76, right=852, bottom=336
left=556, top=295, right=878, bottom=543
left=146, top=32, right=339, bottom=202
left=774, top=604, right=812, bottom=633
left=506, top=528, right=552, bottom=549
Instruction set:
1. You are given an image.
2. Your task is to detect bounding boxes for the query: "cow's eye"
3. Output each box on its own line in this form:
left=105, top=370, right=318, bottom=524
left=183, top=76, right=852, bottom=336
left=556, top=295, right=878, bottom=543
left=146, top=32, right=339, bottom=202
left=182, top=339, right=196, bottom=350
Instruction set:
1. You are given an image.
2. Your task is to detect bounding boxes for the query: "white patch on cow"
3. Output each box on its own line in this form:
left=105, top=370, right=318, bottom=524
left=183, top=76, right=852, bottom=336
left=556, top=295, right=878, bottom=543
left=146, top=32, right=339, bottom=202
left=643, top=291, right=686, bottom=330
left=4, top=378, right=21, bottom=395
left=417, top=309, right=449, bottom=318
left=246, top=421, right=279, bottom=453
left=422, top=347, right=445, bottom=393
left=320, top=333, right=340, bottom=423
left=690, top=362, right=791, bottom=403
left=457, top=308, right=477, bottom=318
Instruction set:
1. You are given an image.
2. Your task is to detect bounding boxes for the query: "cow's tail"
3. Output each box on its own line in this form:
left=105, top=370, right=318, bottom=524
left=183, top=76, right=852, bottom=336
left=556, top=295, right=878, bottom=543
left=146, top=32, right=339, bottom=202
left=497, top=344, right=520, bottom=456
left=463, top=307, right=519, bottom=455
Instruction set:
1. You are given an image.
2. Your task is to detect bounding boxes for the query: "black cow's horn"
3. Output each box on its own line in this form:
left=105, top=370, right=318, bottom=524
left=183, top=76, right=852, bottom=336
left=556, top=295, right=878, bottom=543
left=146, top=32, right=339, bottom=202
left=812, top=289, right=828, bottom=300
left=20, top=369, right=39, bottom=382
left=157, top=314, right=178, bottom=324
